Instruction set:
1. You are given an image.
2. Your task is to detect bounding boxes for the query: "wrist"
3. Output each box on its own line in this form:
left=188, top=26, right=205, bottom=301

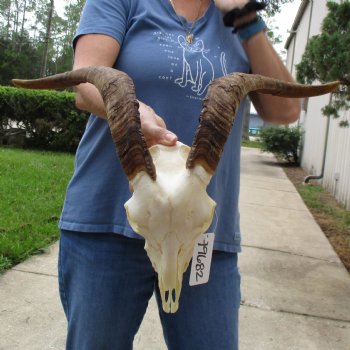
left=235, top=16, right=267, bottom=42
left=232, top=11, right=257, bottom=27
left=138, top=100, right=155, bottom=116
left=223, top=1, right=266, bottom=27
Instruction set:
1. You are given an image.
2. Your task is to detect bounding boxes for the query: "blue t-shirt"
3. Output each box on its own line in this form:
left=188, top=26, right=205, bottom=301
left=59, top=0, right=250, bottom=253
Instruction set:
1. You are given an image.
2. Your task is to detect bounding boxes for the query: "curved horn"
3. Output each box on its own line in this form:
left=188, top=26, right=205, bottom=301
left=186, top=73, right=340, bottom=174
left=12, top=66, right=156, bottom=181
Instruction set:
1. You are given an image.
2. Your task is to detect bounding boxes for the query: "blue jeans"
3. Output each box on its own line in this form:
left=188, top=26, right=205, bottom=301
left=58, top=230, right=241, bottom=350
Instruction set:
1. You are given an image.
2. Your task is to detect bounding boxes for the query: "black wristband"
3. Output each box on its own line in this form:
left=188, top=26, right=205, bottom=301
left=223, top=0, right=267, bottom=27
left=233, top=16, right=259, bottom=33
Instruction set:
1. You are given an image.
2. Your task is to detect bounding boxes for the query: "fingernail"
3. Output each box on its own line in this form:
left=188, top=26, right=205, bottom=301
left=165, top=133, right=177, bottom=142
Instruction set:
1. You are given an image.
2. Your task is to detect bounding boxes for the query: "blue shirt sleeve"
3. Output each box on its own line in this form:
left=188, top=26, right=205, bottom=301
left=73, top=0, right=130, bottom=48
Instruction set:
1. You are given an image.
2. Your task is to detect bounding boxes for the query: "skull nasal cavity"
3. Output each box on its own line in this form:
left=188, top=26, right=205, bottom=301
left=164, top=289, right=176, bottom=304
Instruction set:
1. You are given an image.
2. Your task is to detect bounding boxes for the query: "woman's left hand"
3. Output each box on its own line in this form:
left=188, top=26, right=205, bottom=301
left=213, top=0, right=249, bottom=13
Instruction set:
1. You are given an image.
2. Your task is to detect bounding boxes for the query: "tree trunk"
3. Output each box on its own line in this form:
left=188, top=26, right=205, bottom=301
left=6, top=1, right=12, bottom=38
left=13, top=0, right=19, bottom=36
left=20, top=0, right=27, bottom=37
left=241, top=97, right=251, bottom=141
left=18, top=0, right=27, bottom=52
left=41, top=0, right=54, bottom=77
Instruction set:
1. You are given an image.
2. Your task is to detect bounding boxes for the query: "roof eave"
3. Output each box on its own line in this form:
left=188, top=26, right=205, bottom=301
left=284, top=0, right=310, bottom=50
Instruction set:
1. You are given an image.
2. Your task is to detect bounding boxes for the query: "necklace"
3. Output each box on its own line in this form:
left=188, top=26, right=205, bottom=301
left=168, top=0, right=202, bottom=44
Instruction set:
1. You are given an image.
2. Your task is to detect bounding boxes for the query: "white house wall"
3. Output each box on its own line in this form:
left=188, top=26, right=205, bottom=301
left=323, top=111, right=350, bottom=209
left=290, top=4, right=310, bottom=75
left=286, top=0, right=350, bottom=209
left=285, top=41, right=294, bottom=70
left=300, top=94, right=330, bottom=175
left=309, top=1, right=328, bottom=34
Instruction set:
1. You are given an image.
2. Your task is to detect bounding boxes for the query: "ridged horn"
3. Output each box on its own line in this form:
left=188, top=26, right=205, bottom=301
left=12, top=66, right=156, bottom=181
left=186, top=73, right=340, bottom=174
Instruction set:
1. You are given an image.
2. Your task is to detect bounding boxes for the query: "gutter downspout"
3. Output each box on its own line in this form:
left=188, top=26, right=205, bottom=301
left=304, top=93, right=333, bottom=183
left=306, top=0, right=313, bottom=41
left=289, top=31, right=297, bottom=75
left=299, top=0, right=313, bottom=162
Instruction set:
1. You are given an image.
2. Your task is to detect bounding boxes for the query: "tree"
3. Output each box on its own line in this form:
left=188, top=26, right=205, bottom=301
left=0, top=35, right=41, bottom=85
left=0, top=0, right=12, bottom=37
left=260, top=126, right=302, bottom=163
left=40, top=0, right=54, bottom=76
left=0, top=0, right=84, bottom=84
left=264, top=0, right=294, bottom=16
left=296, top=1, right=350, bottom=127
left=53, top=0, right=85, bottom=73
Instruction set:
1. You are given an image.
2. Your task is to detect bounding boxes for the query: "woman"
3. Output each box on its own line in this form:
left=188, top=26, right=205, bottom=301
left=58, top=1, right=300, bottom=349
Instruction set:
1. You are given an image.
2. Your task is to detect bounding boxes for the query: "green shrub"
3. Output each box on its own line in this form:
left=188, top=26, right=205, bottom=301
left=259, top=126, right=302, bottom=163
left=0, top=86, right=89, bottom=152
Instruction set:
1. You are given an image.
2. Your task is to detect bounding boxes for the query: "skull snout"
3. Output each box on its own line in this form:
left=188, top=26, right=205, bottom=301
left=160, top=272, right=181, bottom=313
left=162, top=287, right=179, bottom=313
left=158, top=240, right=183, bottom=313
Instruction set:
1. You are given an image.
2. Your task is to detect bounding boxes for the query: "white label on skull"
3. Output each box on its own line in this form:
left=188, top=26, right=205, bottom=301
left=189, top=233, right=215, bottom=286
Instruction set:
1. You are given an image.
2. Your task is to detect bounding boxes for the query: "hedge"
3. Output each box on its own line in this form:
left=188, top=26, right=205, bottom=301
left=259, top=126, right=302, bottom=164
left=0, top=86, right=89, bottom=152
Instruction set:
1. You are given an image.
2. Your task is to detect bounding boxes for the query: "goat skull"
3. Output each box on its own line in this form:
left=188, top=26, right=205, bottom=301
left=126, top=143, right=215, bottom=312
left=12, top=66, right=339, bottom=313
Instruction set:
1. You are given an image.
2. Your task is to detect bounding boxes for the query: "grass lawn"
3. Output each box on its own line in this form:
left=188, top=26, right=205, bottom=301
left=297, top=182, right=350, bottom=269
left=281, top=163, right=350, bottom=272
left=0, top=148, right=74, bottom=272
left=241, top=139, right=262, bottom=149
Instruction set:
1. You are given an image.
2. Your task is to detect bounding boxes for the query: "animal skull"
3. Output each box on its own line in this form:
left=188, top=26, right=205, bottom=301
left=12, top=66, right=339, bottom=313
left=125, top=142, right=216, bottom=313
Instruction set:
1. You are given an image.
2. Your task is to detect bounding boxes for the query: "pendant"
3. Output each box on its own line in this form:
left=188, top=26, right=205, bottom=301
left=186, top=33, right=194, bottom=44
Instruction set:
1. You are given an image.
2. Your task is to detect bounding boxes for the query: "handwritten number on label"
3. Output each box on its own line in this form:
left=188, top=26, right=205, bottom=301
left=195, top=240, right=208, bottom=282
left=190, top=233, right=215, bottom=286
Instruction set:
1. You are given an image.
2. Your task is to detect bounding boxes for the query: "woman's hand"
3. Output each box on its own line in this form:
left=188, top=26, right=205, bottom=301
left=138, top=101, right=177, bottom=148
left=129, top=102, right=177, bottom=192
left=213, top=0, right=249, bottom=13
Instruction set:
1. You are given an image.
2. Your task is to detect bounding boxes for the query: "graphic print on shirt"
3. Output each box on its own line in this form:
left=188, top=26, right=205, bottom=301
left=220, top=52, right=228, bottom=76
left=154, top=32, right=228, bottom=99
left=175, top=35, right=214, bottom=96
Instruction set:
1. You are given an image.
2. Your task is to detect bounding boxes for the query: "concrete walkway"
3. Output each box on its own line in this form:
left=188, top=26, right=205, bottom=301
left=1, top=147, right=350, bottom=349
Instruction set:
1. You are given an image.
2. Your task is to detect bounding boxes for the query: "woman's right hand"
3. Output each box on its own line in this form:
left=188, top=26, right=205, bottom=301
left=138, top=101, right=177, bottom=148
left=128, top=102, right=177, bottom=192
